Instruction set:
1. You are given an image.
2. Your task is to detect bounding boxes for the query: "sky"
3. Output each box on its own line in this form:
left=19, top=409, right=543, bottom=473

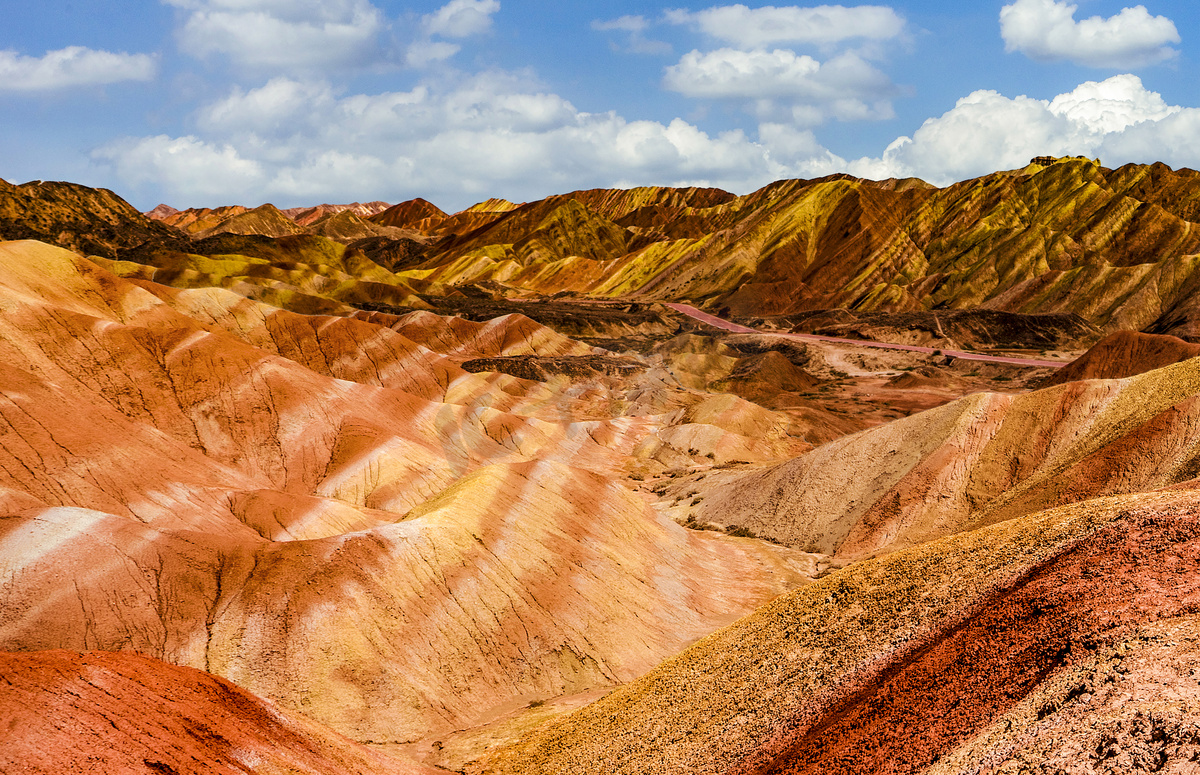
left=3, top=0, right=1200, bottom=212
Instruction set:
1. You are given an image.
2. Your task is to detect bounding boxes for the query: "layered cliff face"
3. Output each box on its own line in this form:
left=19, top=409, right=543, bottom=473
left=395, top=160, right=1200, bottom=336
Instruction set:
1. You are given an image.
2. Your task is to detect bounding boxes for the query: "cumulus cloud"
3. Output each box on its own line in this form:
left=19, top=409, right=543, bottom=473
left=657, top=5, right=903, bottom=124
left=664, top=3, right=906, bottom=48
left=94, top=135, right=266, bottom=199
left=405, top=40, right=462, bottom=67
left=167, top=0, right=385, bottom=70
left=422, top=0, right=500, bottom=38
left=844, top=74, right=1188, bottom=183
left=0, top=46, right=155, bottom=91
left=664, top=48, right=895, bottom=122
left=1000, top=0, right=1179, bottom=68
left=97, top=73, right=826, bottom=208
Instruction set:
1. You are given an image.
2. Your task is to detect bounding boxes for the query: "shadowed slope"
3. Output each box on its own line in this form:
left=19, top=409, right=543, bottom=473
left=482, top=491, right=1200, bottom=775
left=0, top=650, right=434, bottom=775
left=0, top=177, right=187, bottom=258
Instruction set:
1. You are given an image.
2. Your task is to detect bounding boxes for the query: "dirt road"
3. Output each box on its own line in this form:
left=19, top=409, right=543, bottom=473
left=665, top=303, right=1067, bottom=369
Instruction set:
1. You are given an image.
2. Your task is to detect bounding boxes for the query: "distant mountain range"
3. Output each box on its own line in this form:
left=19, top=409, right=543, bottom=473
left=5, top=157, right=1200, bottom=341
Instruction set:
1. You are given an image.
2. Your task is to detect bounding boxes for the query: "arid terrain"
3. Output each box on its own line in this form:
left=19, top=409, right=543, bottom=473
left=4, top=158, right=1200, bottom=774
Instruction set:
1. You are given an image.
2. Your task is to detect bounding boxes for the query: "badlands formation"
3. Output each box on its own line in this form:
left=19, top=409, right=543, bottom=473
left=2, top=157, right=1200, bottom=773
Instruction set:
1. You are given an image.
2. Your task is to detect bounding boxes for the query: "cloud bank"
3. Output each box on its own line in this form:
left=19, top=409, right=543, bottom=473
left=1000, top=0, right=1180, bottom=68
left=96, top=69, right=1200, bottom=211
left=847, top=75, right=1190, bottom=183
left=77, top=0, right=1200, bottom=211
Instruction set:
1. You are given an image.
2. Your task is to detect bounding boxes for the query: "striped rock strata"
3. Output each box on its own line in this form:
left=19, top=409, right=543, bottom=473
left=483, top=490, right=1200, bottom=774
left=683, top=354, right=1200, bottom=558
left=0, top=239, right=816, bottom=744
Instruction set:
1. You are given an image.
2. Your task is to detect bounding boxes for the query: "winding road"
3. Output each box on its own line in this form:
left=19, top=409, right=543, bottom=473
left=665, top=303, right=1067, bottom=369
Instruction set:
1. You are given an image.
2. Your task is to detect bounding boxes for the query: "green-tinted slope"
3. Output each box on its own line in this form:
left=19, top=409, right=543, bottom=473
left=95, top=233, right=429, bottom=315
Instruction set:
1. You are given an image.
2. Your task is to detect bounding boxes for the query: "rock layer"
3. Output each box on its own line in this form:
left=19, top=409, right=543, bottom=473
left=482, top=491, right=1200, bottom=775
left=685, top=355, right=1200, bottom=557
left=0, top=238, right=816, bottom=744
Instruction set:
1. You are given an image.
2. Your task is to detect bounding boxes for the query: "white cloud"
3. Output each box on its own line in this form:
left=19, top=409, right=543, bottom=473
left=1047, top=73, right=1176, bottom=132
left=97, top=73, right=818, bottom=208
left=405, top=40, right=461, bottom=67
left=1000, top=0, right=1179, bottom=68
left=593, top=15, right=650, bottom=34
left=664, top=48, right=895, bottom=123
left=664, top=4, right=906, bottom=48
left=844, top=75, right=1189, bottom=183
left=592, top=15, right=673, bottom=55
left=170, top=0, right=384, bottom=70
left=421, top=0, right=500, bottom=38
left=405, top=0, right=501, bottom=68
left=94, top=135, right=266, bottom=199
left=666, top=48, right=819, bottom=99
left=0, top=46, right=155, bottom=91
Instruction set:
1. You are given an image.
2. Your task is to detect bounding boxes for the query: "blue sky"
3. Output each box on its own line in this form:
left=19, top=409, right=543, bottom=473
left=2, top=1, right=1199, bottom=212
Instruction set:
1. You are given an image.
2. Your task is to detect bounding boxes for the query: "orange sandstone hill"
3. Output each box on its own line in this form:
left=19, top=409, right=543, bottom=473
left=1045, top=329, right=1200, bottom=384
left=0, top=650, right=436, bottom=775
left=0, top=239, right=819, bottom=756
left=482, top=489, right=1200, bottom=775
left=6, top=161, right=1200, bottom=772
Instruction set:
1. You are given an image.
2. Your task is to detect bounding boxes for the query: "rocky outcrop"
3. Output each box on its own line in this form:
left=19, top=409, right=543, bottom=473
left=784, top=308, right=1100, bottom=350
left=0, top=177, right=188, bottom=258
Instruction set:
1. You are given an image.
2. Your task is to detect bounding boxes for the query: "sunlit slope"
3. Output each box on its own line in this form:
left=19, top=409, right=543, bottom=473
left=404, top=161, right=1200, bottom=335
left=483, top=490, right=1200, bottom=775
left=0, top=240, right=655, bottom=526
left=688, top=353, right=1200, bottom=558
left=0, top=239, right=816, bottom=742
left=637, top=161, right=1200, bottom=331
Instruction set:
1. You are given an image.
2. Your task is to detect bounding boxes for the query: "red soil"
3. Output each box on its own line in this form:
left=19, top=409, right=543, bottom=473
left=0, top=650, right=433, bottom=775
left=1047, top=330, right=1200, bottom=385
left=752, top=508, right=1200, bottom=775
